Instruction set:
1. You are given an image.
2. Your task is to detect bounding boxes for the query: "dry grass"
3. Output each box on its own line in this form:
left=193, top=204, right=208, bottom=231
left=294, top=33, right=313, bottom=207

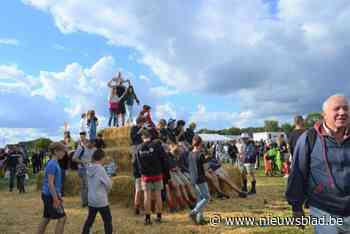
left=0, top=166, right=313, bottom=234
left=109, top=176, right=134, bottom=207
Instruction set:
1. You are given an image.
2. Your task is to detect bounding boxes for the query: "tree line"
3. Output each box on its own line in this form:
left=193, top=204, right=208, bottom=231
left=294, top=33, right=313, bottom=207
left=198, top=112, right=322, bottom=136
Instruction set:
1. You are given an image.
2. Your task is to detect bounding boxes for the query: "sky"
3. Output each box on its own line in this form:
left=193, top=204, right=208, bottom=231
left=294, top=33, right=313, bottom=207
left=1, top=0, right=350, bottom=146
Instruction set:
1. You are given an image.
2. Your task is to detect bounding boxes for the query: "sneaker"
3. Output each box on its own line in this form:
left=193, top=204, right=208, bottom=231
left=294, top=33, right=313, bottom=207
left=144, top=219, right=152, bottom=225
left=248, top=190, right=256, bottom=195
left=238, top=191, right=248, bottom=198
left=134, top=208, right=140, bottom=215
left=189, top=212, right=197, bottom=224
left=155, top=218, right=162, bottom=224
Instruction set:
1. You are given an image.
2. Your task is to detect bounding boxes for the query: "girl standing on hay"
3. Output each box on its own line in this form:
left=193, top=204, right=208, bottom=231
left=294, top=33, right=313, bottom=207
left=107, top=72, right=129, bottom=127
left=108, top=86, right=128, bottom=128
left=82, top=149, right=113, bottom=234
left=37, top=142, right=67, bottom=234
left=124, top=80, right=140, bottom=126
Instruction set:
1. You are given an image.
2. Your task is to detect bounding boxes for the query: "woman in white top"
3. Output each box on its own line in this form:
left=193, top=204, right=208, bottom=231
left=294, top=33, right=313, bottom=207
left=80, top=113, right=87, bottom=134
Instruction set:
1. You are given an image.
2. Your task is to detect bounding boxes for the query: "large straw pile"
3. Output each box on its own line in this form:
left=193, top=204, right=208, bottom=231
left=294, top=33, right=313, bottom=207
left=36, top=171, right=81, bottom=196
left=100, top=127, right=133, bottom=174
left=108, top=175, right=134, bottom=207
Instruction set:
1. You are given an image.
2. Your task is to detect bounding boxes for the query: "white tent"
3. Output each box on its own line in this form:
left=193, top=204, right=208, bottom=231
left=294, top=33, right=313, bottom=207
left=198, top=134, right=232, bottom=142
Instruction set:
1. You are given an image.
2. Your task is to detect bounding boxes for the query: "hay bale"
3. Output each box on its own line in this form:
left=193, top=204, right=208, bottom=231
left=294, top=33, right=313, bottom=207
left=109, top=175, right=134, bottom=207
left=102, top=127, right=131, bottom=140
left=223, top=164, right=242, bottom=188
left=104, top=138, right=131, bottom=148
left=36, top=171, right=45, bottom=191
left=36, top=171, right=81, bottom=197
left=63, top=171, right=81, bottom=196
left=105, top=148, right=133, bottom=174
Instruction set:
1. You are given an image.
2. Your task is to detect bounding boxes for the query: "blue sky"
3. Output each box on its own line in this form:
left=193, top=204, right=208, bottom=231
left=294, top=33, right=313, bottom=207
left=0, top=0, right=349, bottom=146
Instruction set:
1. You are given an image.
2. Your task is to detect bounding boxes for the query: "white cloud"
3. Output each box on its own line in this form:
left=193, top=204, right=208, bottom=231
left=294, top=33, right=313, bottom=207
left=53, top=43, right=66, bottom=50
left=0, top=55, right=161, bottom=146
left=0, top=38, right=20, bottom=46
left=139, top=74, right=150, bottom=83
left=0, top=128, right=61, bottom=147
left=155, top=103, right=177, bottom=121
left=20, top=0, right=350, bottom=126
left=150, top=86, right=178, bottom=97
left=189, top=104, right=257, bottom=129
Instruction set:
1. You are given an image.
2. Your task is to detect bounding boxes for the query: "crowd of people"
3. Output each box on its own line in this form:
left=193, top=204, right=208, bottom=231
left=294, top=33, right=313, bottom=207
left=1, top=78, right=349, bottom=234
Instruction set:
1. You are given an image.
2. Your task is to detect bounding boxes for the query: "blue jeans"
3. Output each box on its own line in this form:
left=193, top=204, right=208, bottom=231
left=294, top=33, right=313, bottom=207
left=191, top=182, right=210, bottom=222
left=9, top=167, right=16, bottom=191
left=108, top=109, right=117, bottom=127
left=310, top=206, right=350, bottom=234
left=126, top=105, right=134, bottom=123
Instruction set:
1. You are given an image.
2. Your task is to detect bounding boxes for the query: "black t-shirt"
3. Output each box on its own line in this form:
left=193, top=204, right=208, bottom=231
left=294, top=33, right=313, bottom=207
left=58, top=152, right=69, bottom=170
left=135, top=140, right=166, bottom=177
left=130, top=126, right=143, bottom=146
left=116, top=85, right=126, bottom=99
left=158, top=128, right=169, bottom=143
left=95, top=139, right=106, bottom=149
left=288, top=129, right=305, bottom=156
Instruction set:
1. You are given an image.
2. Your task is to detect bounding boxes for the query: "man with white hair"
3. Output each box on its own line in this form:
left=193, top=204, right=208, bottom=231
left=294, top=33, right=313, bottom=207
left=286, top=94, right=350, bottom=233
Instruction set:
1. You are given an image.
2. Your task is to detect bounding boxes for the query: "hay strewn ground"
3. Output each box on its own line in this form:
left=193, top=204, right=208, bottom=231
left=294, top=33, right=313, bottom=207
left=0, top=169, right=313, bottom=234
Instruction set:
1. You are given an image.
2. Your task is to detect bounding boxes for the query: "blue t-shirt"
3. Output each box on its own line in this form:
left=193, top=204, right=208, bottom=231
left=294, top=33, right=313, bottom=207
left=42, top=159, right=62, bottom=196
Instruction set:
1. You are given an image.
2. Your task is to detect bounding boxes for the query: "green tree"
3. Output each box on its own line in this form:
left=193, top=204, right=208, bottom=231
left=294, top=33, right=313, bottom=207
left=305, top=112, right=322, bottom=128
left=281, top=123, right=294, bottom=135
left=34, top=138, right=52, bottom=151
left=264, top=120, right=279, bottom=132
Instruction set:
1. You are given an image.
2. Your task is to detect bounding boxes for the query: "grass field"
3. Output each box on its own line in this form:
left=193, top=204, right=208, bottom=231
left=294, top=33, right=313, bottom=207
left=0, top=169, right=313, bottom=234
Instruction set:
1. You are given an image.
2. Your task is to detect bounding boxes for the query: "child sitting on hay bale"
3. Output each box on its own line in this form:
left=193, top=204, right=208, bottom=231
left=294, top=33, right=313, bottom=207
left=82, top=149, right=113, bottom=234
left=206, top=158, right=247, bottom=198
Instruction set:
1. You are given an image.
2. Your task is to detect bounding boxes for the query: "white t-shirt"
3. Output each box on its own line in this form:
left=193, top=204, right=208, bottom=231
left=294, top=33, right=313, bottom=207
left=80, top=118, right=87, bottom=133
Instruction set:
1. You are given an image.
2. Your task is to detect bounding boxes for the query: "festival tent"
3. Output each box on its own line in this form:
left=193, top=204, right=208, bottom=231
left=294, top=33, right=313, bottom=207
left=198, top=134, right=232, bottom=142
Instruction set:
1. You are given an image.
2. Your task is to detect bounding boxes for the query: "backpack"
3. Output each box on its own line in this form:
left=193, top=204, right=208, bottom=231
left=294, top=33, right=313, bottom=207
left=305, top=128, right=317, bottom=155
left=304, top=127, right=336, bottom=207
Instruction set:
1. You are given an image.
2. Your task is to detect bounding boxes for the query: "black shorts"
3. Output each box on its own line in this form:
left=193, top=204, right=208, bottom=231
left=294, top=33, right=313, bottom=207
left=41, top=194, right=66, bottom=219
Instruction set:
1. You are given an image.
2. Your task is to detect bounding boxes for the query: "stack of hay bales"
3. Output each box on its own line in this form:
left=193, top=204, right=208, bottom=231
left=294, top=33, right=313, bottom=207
left=36, top=171, right=81, bottom=196
left=100, top=127, right=133, bottom=174
left=109, top=175, right=134, bottom=207
left=100, top=127, right=135, bottom=207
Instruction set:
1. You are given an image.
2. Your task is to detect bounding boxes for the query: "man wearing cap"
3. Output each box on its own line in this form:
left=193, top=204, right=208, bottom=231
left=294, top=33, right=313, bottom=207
left=239, top=133, right=257, bottom=195
left=73, top=137, right=96, bottom=207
